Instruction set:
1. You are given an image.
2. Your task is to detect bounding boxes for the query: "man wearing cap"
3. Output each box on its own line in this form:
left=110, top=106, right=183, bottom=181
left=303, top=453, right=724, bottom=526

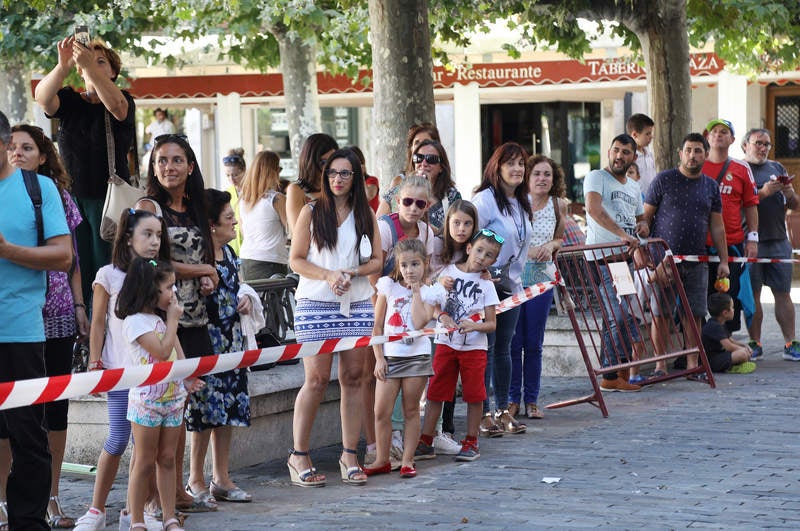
left=703, top=118, right=759, bottom=334
left=740, top=127, right=800, bottom=361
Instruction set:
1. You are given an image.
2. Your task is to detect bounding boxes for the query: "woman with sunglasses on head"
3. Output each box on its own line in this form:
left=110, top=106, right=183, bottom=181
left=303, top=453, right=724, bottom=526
left=35, top=35, right=136, bottom=307
left=238, top=150, right=289, bottom=280
left=377, top=139, right=460, bottom=235
left=288, top=148, right=382, bottom=487
left=471, top=142, right=533, bottom=438
left=222, top=148, right=246, bottom=254
left=135, top=134, right=219, bottom=514
left=285, top=133, right=339, bottom=239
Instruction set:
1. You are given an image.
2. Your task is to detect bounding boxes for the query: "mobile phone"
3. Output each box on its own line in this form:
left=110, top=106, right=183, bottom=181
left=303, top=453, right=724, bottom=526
left=74, top=25, right=90, bottom=46
left=777, top=174, right=794, bottom=185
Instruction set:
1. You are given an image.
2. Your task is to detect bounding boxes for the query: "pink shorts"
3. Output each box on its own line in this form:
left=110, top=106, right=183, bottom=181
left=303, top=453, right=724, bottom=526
left=427, top=345, right=487, bottom=403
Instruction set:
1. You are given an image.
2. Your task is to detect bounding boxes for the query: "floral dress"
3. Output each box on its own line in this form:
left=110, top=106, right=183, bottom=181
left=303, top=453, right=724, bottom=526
left=185, top=245, right=250, bottom=430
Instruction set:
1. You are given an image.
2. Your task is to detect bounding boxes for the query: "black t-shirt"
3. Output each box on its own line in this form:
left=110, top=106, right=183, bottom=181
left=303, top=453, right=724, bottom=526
left=50, top=87, right=136, bottom=199
left=701, top=319, right=729, bottom=356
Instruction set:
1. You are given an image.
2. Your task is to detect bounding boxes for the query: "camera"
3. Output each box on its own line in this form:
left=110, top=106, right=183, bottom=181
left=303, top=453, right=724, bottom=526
left=74, top=25, right=90, bottom=46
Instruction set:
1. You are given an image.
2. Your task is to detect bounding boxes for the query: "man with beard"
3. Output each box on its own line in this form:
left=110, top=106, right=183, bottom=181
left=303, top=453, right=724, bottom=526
left=584, top=133, right=649, bottom=392
left=644, top=133, right=730, bottom=376
left=740, top=128, right=800, bottom=361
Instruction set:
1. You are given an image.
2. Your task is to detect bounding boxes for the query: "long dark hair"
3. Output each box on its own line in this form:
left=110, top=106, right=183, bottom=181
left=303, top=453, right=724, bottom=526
left=475, top=142, right=532, bottom=221
left=440, top=199, right=479, bottom=265
left=311, top=148, right=374, bottom=253
left=11, top=124, right=72, bottom=199
left=146, top=135, right=213, bottom=263
left=110, top=209, right=171, bottom=272
left=412, top=139, right=454, bottom=203
left=296, top=133, right=339, bottom=195
left=405, top=123, right=440, bottom=174
left=115, top=258, right=174, bottom=320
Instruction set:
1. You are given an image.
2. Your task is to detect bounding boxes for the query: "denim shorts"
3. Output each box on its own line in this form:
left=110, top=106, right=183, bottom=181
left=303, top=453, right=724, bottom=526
left=127, top=396, right=185, bottom=428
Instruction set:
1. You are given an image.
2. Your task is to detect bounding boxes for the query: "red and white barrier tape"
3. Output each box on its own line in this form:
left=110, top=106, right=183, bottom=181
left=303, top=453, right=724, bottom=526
left=0, top=278, right=558, bottom=411
left=672, top=255, right=800, bottom=264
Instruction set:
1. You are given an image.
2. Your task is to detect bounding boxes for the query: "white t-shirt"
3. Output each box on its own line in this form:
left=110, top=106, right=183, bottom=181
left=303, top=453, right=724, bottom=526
left=93, top=265, right=128, bottom=369
left=376, top=277, right=441, bottom=357
left=239, top=190, right=289, bottom=264
left=583, top=168, right=643, bottom=258
left=430, top=264, right=499, bottom=351
left=637, top=146, right=657, bottom=197
left=123, top=312, right=186, bottom=403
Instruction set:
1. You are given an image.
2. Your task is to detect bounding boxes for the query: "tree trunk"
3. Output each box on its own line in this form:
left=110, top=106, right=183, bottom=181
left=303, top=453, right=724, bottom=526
left=628, top=0, right=691, bottom=172
left=276, top=35, right=321, bottom=167
left=0, top=61, right=29, bottom=124
left=368, top=0, right=435, bottom=187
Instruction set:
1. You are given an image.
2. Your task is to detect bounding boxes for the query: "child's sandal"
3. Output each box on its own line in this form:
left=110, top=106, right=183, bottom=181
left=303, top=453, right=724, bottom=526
left=163, top=517, right=185, bottom=531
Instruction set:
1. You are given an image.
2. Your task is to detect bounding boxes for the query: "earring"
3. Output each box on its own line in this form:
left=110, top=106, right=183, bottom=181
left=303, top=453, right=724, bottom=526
left=211, top=227, right=216, bottom=233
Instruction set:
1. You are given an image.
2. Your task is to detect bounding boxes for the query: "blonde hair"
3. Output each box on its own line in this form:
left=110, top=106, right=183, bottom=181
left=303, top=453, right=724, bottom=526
left=398, top=174, right=431, bottom=200
left=240, top=150, right=281, bottom=211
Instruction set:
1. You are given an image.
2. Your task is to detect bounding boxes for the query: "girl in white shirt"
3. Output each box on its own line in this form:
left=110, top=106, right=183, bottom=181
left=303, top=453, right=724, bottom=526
left=365, top=239, right=440, bottom=478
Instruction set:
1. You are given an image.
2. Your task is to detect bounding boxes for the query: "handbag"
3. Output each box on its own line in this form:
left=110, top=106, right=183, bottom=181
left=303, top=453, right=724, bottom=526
left=99, top=111, right=144, bottom=242
left=491, top=258, right=515, bottom=299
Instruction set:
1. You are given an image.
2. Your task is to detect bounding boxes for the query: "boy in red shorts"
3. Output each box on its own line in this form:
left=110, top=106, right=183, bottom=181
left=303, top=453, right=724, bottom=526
left=417, top=229, right=501, bottom=461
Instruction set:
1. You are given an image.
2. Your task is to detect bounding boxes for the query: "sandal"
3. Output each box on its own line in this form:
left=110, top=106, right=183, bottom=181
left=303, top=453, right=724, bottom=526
left=47, top=495, right=75, bottom=529
left=339, top=448, right=367, bottom=485
left=163, top=517, right=185, bottom=531
left=526, top=403, right=544, bottom=419
left=496, top=409, right=527, bottom=434
left=287, top=448, right=326, bottom=487
left=479, top=412, right=504, bottom=438
left=686, top=371, right=708, bottom=382
left=0, top=500, right=8, bottom=531
left=210, top=480, right=252, bottom=502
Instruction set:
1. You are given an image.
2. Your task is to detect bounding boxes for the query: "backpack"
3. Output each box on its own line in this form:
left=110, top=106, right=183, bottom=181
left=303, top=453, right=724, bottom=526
left=22, top=170, right=45, bottom=246
left=380, top=212, right=406, bottom=276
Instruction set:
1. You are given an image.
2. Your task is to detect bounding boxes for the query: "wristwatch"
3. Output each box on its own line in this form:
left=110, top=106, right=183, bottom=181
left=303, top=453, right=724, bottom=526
left=746, top=231, right=759, bottom=243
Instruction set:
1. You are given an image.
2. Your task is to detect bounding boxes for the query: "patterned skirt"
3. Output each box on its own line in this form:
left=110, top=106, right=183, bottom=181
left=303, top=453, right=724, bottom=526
left=294, top=299, right=375, bottom=342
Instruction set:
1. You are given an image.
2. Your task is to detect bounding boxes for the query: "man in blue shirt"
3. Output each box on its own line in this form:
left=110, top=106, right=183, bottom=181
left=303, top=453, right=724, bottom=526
left=0, top=110, right=72, bottom=530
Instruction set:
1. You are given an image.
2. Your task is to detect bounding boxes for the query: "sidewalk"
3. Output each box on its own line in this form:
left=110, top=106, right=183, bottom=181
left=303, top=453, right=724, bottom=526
left=55, top=298, right=800, bottom=529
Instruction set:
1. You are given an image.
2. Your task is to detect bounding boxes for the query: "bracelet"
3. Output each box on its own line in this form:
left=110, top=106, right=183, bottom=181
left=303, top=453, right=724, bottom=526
left=350, top=268, right=358, bottom=278
left=746, top=231, right=759, bottom=243
left=88, top=359, right=104, bottom=371
left=437, top=312, right=448, bottom=323
left=73, top=303, right=85, bottom=309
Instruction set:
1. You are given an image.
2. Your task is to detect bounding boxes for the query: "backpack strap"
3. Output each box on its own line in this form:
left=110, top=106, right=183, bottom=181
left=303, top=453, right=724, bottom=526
left=715, top=158, right=732, bottom=183
left=379, top=213, right=406, bottom=244
left=22, top=170, right=44, bottom=246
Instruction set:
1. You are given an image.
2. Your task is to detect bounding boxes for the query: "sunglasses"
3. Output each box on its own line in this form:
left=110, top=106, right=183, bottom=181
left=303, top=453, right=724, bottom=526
left=222, top=155, right=243, bottom=164
left=471, top=228, right=505, bottom=244
left=401, top=197, right=428, bottom=209
left=155, top=133, right=188, bottom=143
left=326, top=169, right=354, bottom=180
left=412, top=153, right=442, bottom=165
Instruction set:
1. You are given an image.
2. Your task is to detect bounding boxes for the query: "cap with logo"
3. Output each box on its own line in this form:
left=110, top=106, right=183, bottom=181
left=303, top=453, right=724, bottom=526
left=705, top=118, right=734, bottom=137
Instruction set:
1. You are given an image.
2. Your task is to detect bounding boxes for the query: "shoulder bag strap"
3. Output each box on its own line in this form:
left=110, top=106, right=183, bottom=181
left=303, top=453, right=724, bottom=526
left=104, top=110, right=118, bottom=182
left=715, top=157, right=732, bottom=183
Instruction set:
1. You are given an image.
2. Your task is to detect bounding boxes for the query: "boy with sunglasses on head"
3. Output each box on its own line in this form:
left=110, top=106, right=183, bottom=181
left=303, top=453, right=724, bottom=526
left=417, top=228, right=502, bottom=462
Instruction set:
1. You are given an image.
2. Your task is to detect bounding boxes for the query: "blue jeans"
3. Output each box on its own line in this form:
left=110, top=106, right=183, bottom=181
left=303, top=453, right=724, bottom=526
left=596, top=264, right=640, bottom=380
left=509, top=290, right=554, bottom=405
left=483, top=305, right=521, bottom=414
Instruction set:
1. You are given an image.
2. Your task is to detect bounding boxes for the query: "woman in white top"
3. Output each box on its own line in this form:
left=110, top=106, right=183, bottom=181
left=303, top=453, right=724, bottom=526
left=509, top=155, right=567, bottom=420
left=472, top=142, right=533, bottom=437
left=288, top=149, right=382, bottom=487
left=239, top=150, right=288, bottom=280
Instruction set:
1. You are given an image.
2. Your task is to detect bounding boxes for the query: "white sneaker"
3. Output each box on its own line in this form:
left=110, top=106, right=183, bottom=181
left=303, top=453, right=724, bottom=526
left=74, top=508, right=105, bottom=531
left=119, top=508, right=162, bottom=531
left=433, top=432, right=462, bottom=455
left=391, top=430, right=404, bottom=452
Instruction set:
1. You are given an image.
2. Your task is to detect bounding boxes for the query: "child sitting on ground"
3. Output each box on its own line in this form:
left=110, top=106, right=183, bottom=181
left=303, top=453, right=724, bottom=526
left=702, top=293, right=756, bottom=374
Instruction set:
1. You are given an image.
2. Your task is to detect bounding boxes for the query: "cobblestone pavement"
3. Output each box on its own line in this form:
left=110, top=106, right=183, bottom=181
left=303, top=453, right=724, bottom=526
left=55, top=297, right=800, bottom=530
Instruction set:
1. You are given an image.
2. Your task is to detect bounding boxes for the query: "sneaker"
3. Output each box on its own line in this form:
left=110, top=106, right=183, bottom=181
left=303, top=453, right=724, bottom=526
left=726, top=361, right=756, bottom=374
left=433, top=432, right=462, bottom=455
left=600, top=377, right=641, bottom=392
left=783, top=340, right=800, bottom=361
left=118, top=508, right=162, bottom=531
left=628, top=374, right=646, bottom=385
left=74, top=508, right=105, bottom=531
left=414, top=440, right=436, bottom=460
left=390, top=430, right=404, bottom=452
left=749, top=340, right=763, bottom=361
left=455, top=440, right=480, bottom=462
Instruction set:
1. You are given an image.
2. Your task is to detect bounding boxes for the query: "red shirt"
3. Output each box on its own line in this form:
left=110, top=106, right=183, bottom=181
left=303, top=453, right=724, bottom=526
left=703, top=158, right=758, bottom=246
left=365, top=174, right=380, bottom=212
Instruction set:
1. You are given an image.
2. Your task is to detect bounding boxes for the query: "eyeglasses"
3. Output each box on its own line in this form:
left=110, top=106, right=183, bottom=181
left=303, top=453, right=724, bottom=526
left=326, top=169, right=354, bottom=180
left=471, top=228, right=505, bottom=244
left=749, top=140, right=772, bottom=149
left=222, top=155, right=243, bottom=164
left=412, top=153, right=442, bottom=165
left=401, top=197, right=428, bottom=209
left=154, top=134, right=188, bottom=143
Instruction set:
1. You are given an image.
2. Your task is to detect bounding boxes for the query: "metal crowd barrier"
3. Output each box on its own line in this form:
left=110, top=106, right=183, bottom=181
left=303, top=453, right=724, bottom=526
left=548, top=238, right=715, bottom=417
left=246, top=274, right=297, bottom=345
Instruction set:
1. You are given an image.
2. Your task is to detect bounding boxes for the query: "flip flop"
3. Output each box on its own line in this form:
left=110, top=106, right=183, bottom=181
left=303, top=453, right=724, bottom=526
left=686, top=372, right=708, bottom=382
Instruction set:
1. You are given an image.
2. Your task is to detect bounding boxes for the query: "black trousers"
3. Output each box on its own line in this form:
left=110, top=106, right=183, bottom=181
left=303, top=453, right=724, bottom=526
left=0, top=342, right=51, bottom=530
